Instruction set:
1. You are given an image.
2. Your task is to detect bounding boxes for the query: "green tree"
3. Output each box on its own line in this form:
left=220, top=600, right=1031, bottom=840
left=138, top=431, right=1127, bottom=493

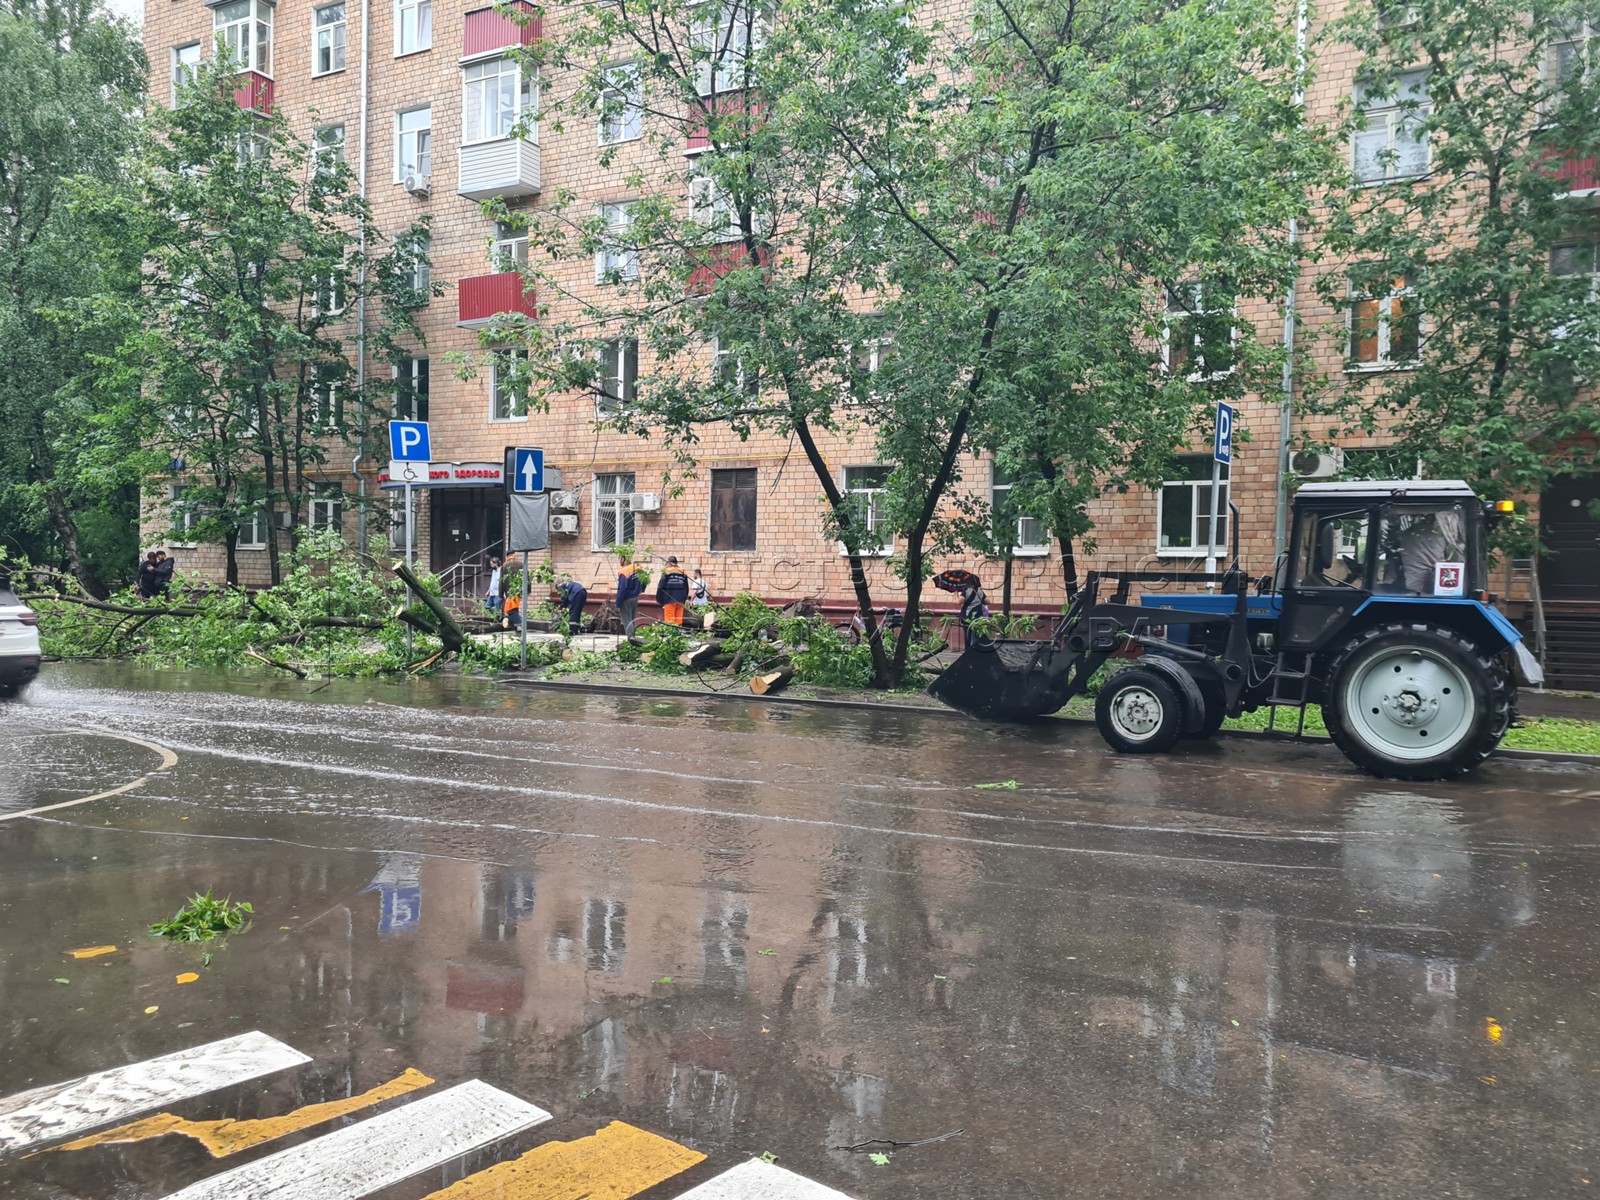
left=499, top=0, right=1319, bottom=685
left=81, top=61, right=438, bottom=585
left=1314, top=0, right=1600, bottom=511
left=0, top=0, right=145, bottom=595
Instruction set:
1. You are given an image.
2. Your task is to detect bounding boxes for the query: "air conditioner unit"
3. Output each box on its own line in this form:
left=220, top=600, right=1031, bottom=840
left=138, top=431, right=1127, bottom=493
left=550, top=514, right=580, bottom=535
left=1292, top=447, right=1344, bottom=479
left=403, top=173, right=431, bottom=198
left=628, top=491, right=662, bottom=513
left=274, top=511, right=295, bottom=529
left=552, top=489, right=580, bottom=511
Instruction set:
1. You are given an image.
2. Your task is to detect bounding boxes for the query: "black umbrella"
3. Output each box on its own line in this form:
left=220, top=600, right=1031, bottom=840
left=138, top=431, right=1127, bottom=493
left=932, top=569, right=982, bottom=593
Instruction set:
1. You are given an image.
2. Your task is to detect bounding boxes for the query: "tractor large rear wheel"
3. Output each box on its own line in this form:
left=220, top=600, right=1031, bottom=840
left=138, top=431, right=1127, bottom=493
left=1323, top=622, right=1510, bottom=781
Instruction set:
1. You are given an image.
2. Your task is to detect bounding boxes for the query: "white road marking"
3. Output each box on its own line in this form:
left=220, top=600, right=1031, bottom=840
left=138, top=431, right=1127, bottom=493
left=672, top=1159, right=859, bottom=1199
left=159, top=1079, right=551, bottom=1200
left=0, top=1031, right=308, bottom=1155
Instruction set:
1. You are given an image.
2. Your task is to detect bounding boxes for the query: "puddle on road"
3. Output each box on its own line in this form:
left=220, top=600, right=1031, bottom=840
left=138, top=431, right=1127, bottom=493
left=1, top=665, right=1598, bottom=1199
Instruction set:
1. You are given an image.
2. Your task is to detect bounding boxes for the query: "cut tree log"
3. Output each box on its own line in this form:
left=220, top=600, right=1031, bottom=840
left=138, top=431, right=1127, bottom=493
left=679, top=640, right=726, bottom=668
left=750, top=664, right=795, bottom=695
left=393, top=563, right=464, bottom=653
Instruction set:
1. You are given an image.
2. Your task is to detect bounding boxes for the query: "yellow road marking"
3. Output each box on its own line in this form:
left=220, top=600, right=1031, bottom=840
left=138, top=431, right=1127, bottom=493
left=420, top=1120, right=705, bottom=1199
left=1, top=730, right=179, bottom=823
left=66, top=946, right=118, bottom=959
left=45, top=1068, right=433, bottom=1158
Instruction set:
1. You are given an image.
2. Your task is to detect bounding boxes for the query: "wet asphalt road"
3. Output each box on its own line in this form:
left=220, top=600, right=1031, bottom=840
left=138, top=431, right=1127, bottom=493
left=1, top=665, right=1599, bottom=1199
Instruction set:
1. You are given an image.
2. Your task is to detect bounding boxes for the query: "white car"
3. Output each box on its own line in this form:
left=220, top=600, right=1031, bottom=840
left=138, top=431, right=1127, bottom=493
left=0, top=585, right=41, bottom=699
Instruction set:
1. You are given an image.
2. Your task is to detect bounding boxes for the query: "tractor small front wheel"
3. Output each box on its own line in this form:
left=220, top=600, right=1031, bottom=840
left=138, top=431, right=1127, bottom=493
left=1095, top=668, right=1186, bottom=755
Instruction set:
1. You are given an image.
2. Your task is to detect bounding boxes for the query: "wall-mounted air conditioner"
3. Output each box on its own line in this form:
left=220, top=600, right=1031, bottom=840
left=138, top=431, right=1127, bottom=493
left=552, top=489, right=580, bottom=511
left=628, top=491, right=662, bottom=513
left=1292, top=447, right=1344, bottom=479
left=550, top=514, right=580, bottom=535
left=403, top=173, right=431, bottom=198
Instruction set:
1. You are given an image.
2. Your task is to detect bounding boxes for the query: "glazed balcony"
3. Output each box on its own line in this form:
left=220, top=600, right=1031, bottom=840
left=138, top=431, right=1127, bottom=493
left=457, top=137, right=541, bottom=201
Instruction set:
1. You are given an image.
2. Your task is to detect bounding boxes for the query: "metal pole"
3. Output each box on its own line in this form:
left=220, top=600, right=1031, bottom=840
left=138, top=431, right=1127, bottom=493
left=404, top=479, right=414, bottom=655
left=519, top=550, right=529, bottom=668
left=1274, top=0, right=1310, bottom=563
left=1205, top=458, right=1223, bottom=590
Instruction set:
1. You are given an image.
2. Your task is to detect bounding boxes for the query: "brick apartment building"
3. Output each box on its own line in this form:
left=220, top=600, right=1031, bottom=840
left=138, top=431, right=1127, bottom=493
left=138, top=0, right=1600, bottom=681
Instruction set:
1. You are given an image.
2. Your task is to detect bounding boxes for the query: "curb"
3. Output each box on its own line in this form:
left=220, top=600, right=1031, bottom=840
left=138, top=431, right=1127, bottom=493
left=498, top=676, right=1600, bottom=766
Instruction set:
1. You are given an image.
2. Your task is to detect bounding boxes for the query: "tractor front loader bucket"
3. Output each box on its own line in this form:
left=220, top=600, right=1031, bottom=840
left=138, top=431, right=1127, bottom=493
left=928, top=639, right=1080, bottom=721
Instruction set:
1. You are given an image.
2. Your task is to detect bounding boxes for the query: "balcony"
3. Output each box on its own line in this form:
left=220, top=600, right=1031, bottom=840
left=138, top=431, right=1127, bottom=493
left=463, top=2, right=540, bottom=56
left=232, top=70, right=273, bottom=114
left=457, top=137, right=541, bottom=200
left=686, top=242, right=771, bottom=295
left=1555, top=151, right=1599, bottom=198
left=458, top=271, right=537, bottom=326
left=687, top=91, right=762, bottom=153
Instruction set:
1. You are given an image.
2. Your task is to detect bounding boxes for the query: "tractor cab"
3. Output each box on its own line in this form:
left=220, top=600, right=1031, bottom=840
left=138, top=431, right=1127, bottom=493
left=1278, top=480, right=1496, bottom=654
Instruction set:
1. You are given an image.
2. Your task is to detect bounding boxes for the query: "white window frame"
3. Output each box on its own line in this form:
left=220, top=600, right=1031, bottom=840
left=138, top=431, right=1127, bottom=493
left=310, top=366, right=343, bottom=431
left=1157, top=457, right=1228, bottom=558
left=238, top=505, right=267, bottom=550
left=711, top=335, right=758, bottom=398
left=490, top=348, right=530, bottom=422
left=462, top=56, right=535, bottom=146
left=1551, top=237, right=1599, bottom=296
left=168, top=483, right=200, bottom=548
left=313, top=124, right=345, bottom=175
left=690, top=162, right=743, bottom=242
left=492, top=221, right=529, bottom=272
left=1162, top=282, right=1237, bottom=381
left=213, top=0, right=273, bottom=76
left=312, top=1, right=346, bottom=76
left=394, top=355, right=429, bottom=421
left=172, top=42, right=202, bottom=105
left=1352, top=69, right=1431, bottom=185
left=595, top=338, right=638, bottom=418
left=598, top=63, right=643, bottom=145
left=840, top=465, right=893, bottom=556
left=395, top=105, right=432, bottom=183
left=312, top=268, right=346, bottom=318
left=691, top=1, right=768, bottom=96
left=991, top=464, right=1049, bottom=556
left=1346, top=275, right=1421, bottom=370
left=596, top=202, right=639, bottom=283
left=395, top=0, right=432, bottom=55
left=593, top=472, right=637, bottom=549
left=309, top=483, right=344, bottom=534
left=1546, top=20, right=1595, bottom=107
left=401, top=232, right=431, bottom=296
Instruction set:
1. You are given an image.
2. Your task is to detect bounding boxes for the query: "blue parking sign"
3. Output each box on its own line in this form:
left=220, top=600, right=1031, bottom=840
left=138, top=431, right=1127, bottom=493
left=389, top=420, right=431, bottom=462
left=1214, top=402, right=1233, bottom=466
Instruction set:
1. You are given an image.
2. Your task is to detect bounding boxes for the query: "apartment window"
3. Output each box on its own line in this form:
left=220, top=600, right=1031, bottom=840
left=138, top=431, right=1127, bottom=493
left=1547, top=20, right=1595, bottom=104
left=991, top=464, right=1048, bottom=554
left=311, top=366, right=343, bottom=430
left=1348, top=274, right=1421, bottom=368
left=399, top=232, right=431, bottom=298
left=313, top=124, right=345, bottom=175
left=491, top=221, right=529, bottom=273
left=313, top=2, right=346, bottom=75
left=395, top=356, right=429, bottom=421
left=596, top=338, right=638, bottom=417
left=168, top=484, right=199, bottom=547
left=690, top=163, right=741, bottom=241
left=843, top=465, right=892, bottom=554
left=396, top=106, right=432, bottom=182
left=172, top=43, right=202, bottom=105
left=710, top=468, right=757, bottom=551
left=1163, top=282, right=1236, bottom=379
left=596, top=202, right=639, bottom=282
left=238, top=504, right=267, bottom=550
left=213, top=0, right=272, bottom=75
left=598, top=63, right=643, bottom=145
left=1158, top=456, right=1227, bottom=555
left=692, top=1, right=767, bottom=95
left=309, top=484, right=344, bottom=533
left=711, top=335, right=757, bottom=398
left=1353, top=70, right=1430, bottom=184
left=490, top=348, right=529, bottom=421
left=396, top=0, right=432, bottom=55
left=463, top=57, right=534, bottom=144
left=313, top=269, right=346, bottom=317
left=1552, top=238, right=1598, bottom=288
left=594, top=473, right=636, bottom=548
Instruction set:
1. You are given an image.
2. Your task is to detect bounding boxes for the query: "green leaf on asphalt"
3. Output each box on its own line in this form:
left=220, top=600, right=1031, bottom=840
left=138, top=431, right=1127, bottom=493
left=759, top=1152, right=778, bottom=1165
left=51, top=978, right=69, bottom=985
left=869, top=1153, right=891, bottom=1166
left=976, top=780, right=1019, bottom=790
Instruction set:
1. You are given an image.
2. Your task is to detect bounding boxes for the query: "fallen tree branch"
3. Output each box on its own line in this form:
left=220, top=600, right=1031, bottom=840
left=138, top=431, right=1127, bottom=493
left=835, top=1129, right=964, bottom=1153
left=245, top=648, right=308, bottom=678
left=393, top=563, right=464, bottom=653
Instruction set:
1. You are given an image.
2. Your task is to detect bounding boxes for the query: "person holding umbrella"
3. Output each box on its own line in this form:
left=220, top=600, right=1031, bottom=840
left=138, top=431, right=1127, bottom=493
left=933, top=568, right=988, bottom=640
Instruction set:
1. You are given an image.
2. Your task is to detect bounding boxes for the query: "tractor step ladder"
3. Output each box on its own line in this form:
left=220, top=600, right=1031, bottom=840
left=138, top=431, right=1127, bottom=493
left=1265, top=651, right=1315, bottom=736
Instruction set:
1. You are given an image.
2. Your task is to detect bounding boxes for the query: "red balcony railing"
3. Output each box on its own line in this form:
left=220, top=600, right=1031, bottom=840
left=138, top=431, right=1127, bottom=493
left=1555, top=150, right=1599, bottom=195
left=687, top=91, right=763, bottom=152
left=458, top=271, right=537, bottom=325
left=232, top=70, right=273, bottom=114
left=686, top=242, right=771, bottom=295
left=463, top=1, right=540, bottom=56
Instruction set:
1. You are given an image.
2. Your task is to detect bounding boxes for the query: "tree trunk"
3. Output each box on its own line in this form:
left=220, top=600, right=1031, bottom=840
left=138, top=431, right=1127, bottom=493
left=750, top=664, right=794, bottom=695
left=224, top=528, right=239, bottom=587
left=29, top=437, right=105, bottom=598
left=680, top=639, right=726, bottom=667
left=393, top=562, right=464, bottom=653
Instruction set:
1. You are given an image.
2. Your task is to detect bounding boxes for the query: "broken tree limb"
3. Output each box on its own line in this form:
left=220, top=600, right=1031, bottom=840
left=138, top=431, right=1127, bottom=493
left=679, top=640, right=726, bottom=668
left=750, top=664, right=795, bottom=695
left=245, top=648, right=308, bottom=679
left=396, top=608, right=440, bottom=638
left=392, top=563, right=464, bottom=653
left=722, top=644, right=749, bottom=676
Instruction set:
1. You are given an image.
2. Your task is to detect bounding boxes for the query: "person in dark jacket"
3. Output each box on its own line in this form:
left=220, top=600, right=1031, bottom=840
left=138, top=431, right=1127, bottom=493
left=554, top=580, right=588, bottom=634
left=152, top=551, right=176, bottom=599
left=136, top=552, right=161, bottom=599
left=656, top=556, right=690, bottom=627
left=959, top=581, right=989, bottom=630
left=615, top=555, right=643, bottom=635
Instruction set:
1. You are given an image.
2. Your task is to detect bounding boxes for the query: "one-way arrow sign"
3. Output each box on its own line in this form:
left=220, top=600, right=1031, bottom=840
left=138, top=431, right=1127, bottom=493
left=510, top=447, right=544, bottom=495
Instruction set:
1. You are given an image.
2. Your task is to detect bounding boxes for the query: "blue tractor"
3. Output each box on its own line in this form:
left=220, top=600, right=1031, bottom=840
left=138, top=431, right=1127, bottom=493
left=929, top=480, right=1543, bottom=780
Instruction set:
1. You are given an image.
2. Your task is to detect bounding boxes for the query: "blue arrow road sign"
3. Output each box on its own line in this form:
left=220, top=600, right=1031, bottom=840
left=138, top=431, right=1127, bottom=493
left=1213, top=402, right=1234, bottom=466
left=512, top=447, right=545, bottom=494
left=389, top=420, right=431, bottom=462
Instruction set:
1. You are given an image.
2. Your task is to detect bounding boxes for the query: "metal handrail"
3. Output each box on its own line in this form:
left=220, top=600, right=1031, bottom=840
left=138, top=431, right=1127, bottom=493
left=436, top=539, right=504, bottom=601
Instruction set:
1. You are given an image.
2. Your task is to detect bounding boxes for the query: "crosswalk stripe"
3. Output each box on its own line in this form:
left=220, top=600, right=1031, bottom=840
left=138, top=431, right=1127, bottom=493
left=44, top=1067, right=434, bottom=1158
left=159, top=1078, right=552, bottom=1200
left=671, top=1159, right=859, bottom=1199
left=418, top=1118, right=705, bottom=1199
left=0, top=1032, right=310, bottom=1156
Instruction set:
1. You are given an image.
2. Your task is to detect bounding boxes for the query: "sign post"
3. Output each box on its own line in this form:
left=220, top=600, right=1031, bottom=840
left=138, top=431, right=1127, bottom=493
left=1207, top=402, right=1234, bottom=588
left=389, top=421, right=432, bottom=653
left=506, top=448, right=547, bottom=669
